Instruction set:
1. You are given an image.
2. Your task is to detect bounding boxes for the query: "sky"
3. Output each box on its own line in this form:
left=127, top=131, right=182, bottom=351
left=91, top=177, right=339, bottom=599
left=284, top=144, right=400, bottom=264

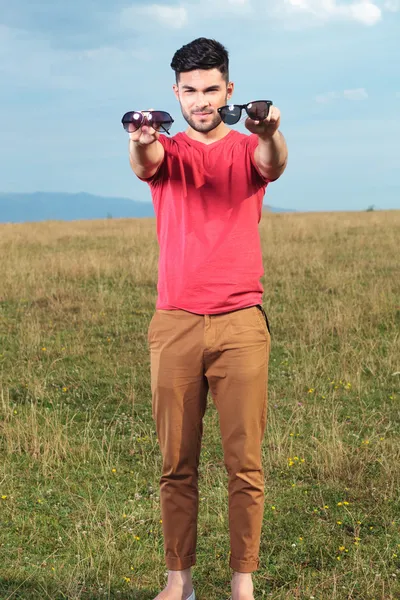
left=0, top=0, right=399, bottom=212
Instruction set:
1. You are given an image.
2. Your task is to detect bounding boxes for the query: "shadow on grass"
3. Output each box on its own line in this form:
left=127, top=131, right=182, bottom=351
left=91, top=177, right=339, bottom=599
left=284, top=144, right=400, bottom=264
left=0, top=579, right=160, bottom=600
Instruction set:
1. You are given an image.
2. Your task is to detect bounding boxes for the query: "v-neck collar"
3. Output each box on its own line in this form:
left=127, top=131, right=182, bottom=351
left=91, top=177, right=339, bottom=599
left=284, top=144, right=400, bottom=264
left=180, top=129, right=235, bottom=149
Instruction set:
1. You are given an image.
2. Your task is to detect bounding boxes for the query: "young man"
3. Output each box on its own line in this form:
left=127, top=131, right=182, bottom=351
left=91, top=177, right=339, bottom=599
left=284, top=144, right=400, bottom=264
left=128, top=38, right=288, bottom=600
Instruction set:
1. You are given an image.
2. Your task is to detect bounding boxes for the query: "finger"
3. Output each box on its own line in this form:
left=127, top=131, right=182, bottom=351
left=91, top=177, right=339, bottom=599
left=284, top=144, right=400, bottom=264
left=141, top=108, right=157, bottom=132
left=129, top=129, right=141, bottom=141
left=141, top=124, right=156, bottom=136
left=265, top=106, right=276, bottom=122
left=264, top=109, right=274, bottom=123
left=141, top=108, right=155, bottom=117
left=270, top=107, right=279, bottom=121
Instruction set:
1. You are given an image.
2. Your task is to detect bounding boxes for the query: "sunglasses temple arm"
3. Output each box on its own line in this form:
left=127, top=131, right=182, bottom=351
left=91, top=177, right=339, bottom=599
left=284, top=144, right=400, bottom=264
left=160, top=125, right=170, bottom=135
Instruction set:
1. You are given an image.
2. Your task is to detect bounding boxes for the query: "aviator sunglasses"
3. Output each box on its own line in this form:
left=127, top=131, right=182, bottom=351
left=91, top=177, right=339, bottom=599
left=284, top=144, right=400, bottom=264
left=121, top=110, right=174, bottom=135
left=217, top=100, right=273, bottom=125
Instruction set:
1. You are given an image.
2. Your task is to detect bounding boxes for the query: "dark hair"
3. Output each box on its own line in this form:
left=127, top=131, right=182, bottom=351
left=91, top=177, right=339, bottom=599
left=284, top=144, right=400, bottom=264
left=170, top=37, right=229, bottom=83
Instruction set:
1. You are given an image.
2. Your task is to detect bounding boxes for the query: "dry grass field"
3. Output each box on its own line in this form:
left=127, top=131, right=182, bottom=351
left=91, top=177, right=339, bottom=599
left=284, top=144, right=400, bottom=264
left=0, top=210, right=399, bottom=600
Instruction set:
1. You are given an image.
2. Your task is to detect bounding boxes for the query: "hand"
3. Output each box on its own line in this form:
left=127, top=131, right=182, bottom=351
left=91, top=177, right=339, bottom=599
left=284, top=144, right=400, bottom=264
left=129, top=108, right=160, bottom=146
left=245, top=105, right=281, bottom=139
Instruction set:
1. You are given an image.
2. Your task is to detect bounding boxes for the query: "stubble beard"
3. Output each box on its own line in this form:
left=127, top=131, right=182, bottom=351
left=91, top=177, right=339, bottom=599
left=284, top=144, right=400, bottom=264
left=181, top=107, right=222, bottom=133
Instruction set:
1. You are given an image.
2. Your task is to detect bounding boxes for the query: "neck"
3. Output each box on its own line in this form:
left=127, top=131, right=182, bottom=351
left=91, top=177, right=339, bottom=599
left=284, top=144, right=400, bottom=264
left=184, top=122, right=231, bottom=145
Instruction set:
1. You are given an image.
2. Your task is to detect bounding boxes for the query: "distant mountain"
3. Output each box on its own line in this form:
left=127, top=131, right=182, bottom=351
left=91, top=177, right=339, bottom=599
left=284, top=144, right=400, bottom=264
left=263, top=204, right=296, bottom=213
left=0, top=192, right=294, bottom=224
left=0, top=192, right=155, bottom=223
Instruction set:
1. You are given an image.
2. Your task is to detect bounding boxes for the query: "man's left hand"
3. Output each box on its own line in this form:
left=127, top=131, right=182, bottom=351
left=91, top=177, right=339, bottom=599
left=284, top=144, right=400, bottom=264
left=245, top=105, right=281, bottom=138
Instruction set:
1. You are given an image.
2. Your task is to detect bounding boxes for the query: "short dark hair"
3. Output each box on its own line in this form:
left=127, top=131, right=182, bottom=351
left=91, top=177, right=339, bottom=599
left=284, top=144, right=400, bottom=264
left=170, top=37, right=229, bottom=83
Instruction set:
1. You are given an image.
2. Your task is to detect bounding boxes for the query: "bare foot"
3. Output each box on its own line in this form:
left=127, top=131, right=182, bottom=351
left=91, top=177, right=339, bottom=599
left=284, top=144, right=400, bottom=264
left=153, top=568, right=194, bottom=600
left=231, top=571, right=254, bottom=600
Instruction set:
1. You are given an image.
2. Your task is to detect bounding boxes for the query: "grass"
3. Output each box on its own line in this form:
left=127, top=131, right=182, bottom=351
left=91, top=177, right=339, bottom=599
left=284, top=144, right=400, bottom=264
left=0, top=210, right=399, bottom=600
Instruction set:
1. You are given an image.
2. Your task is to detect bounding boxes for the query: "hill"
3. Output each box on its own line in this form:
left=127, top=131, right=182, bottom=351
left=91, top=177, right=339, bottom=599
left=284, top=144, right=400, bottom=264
left=0, top=192, right=294, bottom=223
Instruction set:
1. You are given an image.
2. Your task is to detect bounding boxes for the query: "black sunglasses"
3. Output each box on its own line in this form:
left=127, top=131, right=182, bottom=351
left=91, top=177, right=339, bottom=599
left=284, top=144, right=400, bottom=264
left=121, top=110, right=174, bottom=135
left=217, top=100, right=273, bottom=125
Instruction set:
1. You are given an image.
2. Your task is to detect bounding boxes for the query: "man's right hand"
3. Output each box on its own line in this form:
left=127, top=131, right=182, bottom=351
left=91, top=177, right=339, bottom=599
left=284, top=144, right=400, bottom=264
left=128, top=108, right=165, bottom=179
left=129, top=109, right=160, bottom=146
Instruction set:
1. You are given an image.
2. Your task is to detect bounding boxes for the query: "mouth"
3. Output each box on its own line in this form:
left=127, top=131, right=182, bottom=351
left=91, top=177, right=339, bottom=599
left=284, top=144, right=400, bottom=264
left=193, top=112, right=212, bottom=116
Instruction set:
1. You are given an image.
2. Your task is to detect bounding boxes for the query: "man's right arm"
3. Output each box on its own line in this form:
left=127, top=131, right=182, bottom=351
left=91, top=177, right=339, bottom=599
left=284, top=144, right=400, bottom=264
left=129, top=138, right=165, bottom=180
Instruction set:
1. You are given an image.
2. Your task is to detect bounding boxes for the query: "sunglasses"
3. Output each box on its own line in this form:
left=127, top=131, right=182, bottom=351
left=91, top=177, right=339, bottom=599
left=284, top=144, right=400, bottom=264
left=217, top=100, right=273, bottom=125
left=121, top=110, right=174, bottom=135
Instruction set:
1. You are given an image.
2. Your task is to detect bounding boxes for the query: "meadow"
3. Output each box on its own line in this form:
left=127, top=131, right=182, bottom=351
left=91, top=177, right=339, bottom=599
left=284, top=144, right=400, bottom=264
left=0, top=210, right=399, bottom=600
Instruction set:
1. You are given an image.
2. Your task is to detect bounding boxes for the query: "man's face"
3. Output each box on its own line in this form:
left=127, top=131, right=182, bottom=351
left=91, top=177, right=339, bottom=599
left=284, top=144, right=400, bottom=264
left=173, top=68, right=234, bottom=133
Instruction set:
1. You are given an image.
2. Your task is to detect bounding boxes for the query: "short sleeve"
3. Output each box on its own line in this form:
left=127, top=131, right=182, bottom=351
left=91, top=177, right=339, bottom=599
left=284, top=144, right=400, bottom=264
left=245, top=134, right=271, bottom=185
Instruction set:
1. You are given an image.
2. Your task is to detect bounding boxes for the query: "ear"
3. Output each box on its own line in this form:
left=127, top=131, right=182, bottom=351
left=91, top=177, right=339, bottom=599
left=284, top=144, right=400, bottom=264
left=172, top=83, right=179, bottom=101
left=227, top=81, right=234, bottom=100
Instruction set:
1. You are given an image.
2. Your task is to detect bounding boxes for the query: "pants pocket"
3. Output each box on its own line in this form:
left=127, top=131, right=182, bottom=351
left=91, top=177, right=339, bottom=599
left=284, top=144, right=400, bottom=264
left=147, top=312, right=157, bottom=343
left=256, top=305, right=271, bottom=335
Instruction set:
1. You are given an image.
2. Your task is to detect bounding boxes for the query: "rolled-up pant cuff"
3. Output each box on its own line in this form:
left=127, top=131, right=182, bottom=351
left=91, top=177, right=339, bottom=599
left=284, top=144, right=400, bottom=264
left=166, top=553, right=196, bottom=570
left=230, top=555, right=260, bottom=573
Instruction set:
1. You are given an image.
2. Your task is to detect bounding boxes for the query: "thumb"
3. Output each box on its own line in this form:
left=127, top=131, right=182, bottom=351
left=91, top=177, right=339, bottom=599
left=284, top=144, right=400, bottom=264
left=142, top=108, right=156, bottom=130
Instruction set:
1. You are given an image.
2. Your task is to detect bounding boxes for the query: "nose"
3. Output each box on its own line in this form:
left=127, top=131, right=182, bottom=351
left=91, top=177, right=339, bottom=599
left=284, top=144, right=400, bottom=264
left=194, top=93, right=211, bottom=108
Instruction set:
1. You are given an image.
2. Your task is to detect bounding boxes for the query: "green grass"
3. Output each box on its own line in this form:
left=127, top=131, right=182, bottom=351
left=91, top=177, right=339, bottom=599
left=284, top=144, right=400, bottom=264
left=0, top=211, right=399, bottom=599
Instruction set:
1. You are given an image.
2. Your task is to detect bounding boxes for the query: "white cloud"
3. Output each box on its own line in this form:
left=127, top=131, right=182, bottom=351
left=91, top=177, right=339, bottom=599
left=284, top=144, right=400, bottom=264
left=343, top=88, right=368, bottom=100
left=347, top=1, right=382, bottom=24
left=383, top=0, right=399, bottom=10
left=283, top=0, right=382, bottom=25
left=222, top=0, right=254, bottom=11
left=316, top=91, right=339, bottom=103
left=201, top=0, right=254, bottom=16
left=0, top=25, right=151, bottom=93
left=227, top=0, right=251, bottom=5
left=120, top=0, right=253, bottom=30
left=316, top=88, right=368, bottom=102
left=121, top=3, right=189, bottom=29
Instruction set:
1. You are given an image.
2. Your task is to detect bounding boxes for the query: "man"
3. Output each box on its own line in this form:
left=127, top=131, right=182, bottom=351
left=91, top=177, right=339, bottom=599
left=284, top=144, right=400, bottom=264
left=128, top=38, right=288, bottom=600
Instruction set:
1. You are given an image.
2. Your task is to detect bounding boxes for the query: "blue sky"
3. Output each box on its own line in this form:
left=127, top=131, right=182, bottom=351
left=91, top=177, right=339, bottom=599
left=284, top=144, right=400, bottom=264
left=0, top=0, right=399, bottom=212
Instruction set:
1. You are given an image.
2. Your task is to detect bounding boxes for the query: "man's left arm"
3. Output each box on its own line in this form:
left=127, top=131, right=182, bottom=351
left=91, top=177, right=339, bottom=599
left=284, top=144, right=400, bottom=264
left=246, top=106, right=288, bottom=182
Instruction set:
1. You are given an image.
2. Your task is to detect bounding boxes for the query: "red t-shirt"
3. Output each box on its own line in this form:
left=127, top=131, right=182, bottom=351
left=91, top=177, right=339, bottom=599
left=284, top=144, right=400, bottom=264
left=140, top=129, right=270, bottom=314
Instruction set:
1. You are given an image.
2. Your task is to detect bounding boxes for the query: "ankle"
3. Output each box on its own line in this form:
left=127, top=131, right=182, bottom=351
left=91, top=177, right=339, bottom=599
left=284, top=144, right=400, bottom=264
left=232, top=571, right=252, bottom=578
left=167, top=568, right=192, bottom=584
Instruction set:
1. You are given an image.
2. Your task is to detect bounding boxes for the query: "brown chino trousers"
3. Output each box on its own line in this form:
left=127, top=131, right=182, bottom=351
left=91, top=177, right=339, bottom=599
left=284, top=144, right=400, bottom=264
left=147, top=304, right=271, bottom=573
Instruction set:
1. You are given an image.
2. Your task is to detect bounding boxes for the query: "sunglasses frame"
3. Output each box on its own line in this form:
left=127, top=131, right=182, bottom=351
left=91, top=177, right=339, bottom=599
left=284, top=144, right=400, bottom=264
left=121, top=110, right=174, bottom=135
left=217, top=100, right=273, bottom=125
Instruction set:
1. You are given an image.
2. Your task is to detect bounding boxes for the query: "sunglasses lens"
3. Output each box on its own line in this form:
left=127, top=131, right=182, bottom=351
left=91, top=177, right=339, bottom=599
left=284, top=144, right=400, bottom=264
left=148, top=111, right=173, bottom=131
left=219, top=105, right=241, bottom=125
left=246, top=101, right=270, bottom=121
left=121, top=111, right=142, bottom=132
left=159, top=120, right=173, bottom=132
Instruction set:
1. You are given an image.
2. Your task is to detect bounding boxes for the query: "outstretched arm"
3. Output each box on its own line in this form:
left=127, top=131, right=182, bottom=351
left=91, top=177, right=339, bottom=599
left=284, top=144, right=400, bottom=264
left=246, top=106, right=288, bottom=181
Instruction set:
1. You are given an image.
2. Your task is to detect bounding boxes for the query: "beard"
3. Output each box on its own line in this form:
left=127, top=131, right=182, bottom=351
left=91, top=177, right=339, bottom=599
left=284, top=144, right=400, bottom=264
left=181, top=106, right=222, bottom=133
